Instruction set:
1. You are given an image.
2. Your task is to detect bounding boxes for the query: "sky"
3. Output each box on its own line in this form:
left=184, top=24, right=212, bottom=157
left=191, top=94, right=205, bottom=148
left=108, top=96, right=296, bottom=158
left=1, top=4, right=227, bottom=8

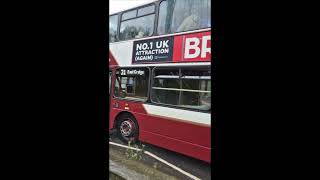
left=109, top=0, right=156, bottom=14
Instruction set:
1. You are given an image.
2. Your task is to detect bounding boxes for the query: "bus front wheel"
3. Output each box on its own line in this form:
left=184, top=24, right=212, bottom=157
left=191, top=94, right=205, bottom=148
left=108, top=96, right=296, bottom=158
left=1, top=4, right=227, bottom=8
left=116, top=114, right=139, bottom=143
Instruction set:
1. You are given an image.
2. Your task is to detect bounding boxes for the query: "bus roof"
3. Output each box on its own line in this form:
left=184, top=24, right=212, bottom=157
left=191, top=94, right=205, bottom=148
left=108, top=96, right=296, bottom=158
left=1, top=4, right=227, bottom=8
left=109, top=0, right=158, bottom=15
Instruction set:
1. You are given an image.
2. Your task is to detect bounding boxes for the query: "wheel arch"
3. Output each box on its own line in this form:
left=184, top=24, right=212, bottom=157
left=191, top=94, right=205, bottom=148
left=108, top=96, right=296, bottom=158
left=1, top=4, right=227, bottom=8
left=113, top=111, right=139, bottom=129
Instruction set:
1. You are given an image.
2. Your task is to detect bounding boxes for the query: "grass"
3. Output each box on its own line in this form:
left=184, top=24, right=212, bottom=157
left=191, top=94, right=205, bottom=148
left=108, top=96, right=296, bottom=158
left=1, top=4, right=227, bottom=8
left=125, top=141, right=145, bottom=161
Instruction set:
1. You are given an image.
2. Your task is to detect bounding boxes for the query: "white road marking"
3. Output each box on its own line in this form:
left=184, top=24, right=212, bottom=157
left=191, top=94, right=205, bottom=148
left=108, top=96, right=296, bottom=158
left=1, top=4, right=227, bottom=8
left=144, top=150, right=201, bottom=180
left=109, top=141, right=142, bottom=151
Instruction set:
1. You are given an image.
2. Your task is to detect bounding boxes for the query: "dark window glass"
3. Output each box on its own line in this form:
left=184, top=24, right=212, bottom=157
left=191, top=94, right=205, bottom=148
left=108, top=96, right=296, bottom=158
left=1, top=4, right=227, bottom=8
left=158, top=0, right=211, bottom=35
left=119, top=14, right=155, bottom=40
left=180, top=69, right=211, bottom=109
left=122, top=9, right=137, bottom=21
left=153, top=69, right=180, bottom=89
left=152, top=89, right=180, bottom=105
left=114, top=68, right=149, bottom=101
left=109, top=15, right=118, bottom=42
left=151, top=67, right=211, bottom=110
left=138, top=5, right=155, bottom=16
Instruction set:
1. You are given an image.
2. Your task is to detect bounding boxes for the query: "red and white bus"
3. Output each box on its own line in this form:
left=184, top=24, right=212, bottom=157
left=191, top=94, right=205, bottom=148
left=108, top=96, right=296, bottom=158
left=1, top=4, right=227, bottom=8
left=109, top=0, right=211, bottom=163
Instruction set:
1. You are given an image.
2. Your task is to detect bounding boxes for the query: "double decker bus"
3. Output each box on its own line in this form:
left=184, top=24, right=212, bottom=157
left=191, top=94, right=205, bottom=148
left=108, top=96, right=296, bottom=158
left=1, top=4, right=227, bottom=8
left=109, top=0, right=211, bottom=163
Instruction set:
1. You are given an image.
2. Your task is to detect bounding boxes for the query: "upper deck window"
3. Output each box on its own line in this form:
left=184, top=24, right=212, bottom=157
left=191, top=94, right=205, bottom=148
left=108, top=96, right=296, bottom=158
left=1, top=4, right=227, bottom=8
left=122, top=9, right=137, bottom=21
left=138, top=5, right=155, bottom=16
left=109, top=15, right=118, bottom=43
left=158, top=0, right=211, bottom=35
left=119, top=4, right=155, bottom=41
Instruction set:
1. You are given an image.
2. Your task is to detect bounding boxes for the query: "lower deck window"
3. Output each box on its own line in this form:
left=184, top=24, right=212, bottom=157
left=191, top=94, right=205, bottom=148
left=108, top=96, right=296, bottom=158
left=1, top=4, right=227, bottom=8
left=114, top=68, right=149, bottom=101
left=151, top=67, right=211, bottom=111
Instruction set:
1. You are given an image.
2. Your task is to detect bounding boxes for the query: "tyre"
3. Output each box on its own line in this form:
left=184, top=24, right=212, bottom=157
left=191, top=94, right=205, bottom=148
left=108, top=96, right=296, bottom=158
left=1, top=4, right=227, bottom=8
left=116, top=114, right=139, bottom=143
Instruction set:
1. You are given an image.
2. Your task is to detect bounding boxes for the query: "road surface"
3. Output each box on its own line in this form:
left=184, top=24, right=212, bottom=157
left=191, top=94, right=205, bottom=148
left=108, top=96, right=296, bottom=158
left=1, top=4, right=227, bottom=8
left=109, top=135, right=211, bottom=180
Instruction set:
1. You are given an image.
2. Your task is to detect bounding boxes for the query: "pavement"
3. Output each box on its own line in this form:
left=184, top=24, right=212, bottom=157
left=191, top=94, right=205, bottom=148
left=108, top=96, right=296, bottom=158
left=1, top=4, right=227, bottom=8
left=109, top=136, right=211, bottom=180
left=109, top=147, right=177, bottom=180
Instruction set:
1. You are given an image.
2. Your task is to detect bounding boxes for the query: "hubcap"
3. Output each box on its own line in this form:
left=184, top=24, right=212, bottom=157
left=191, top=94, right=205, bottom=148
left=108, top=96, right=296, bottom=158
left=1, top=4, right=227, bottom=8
left=120, top=119, right=134, bottom=137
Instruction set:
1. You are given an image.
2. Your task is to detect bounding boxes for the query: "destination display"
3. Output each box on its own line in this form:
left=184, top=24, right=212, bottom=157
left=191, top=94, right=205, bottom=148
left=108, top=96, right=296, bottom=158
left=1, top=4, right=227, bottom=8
left=116, top=68, right=145, bottom=76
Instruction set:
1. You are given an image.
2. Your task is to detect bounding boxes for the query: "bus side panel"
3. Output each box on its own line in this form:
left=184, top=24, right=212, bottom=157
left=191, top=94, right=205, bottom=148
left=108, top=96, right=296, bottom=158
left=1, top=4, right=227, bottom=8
left=141, top=104, right=211, bottom=148
left=109, top=108, right=117, bottom=130
left=110, top=101, right=211, bottom=147
left=132, top=110, right=210, bottom=162
left=130, top=110, right=211, bottom=163
left=140, top=130, right=211, bottom=163
left=109, top=101, right=211, bottom=162
left=140, top=114, right=211, bottom=147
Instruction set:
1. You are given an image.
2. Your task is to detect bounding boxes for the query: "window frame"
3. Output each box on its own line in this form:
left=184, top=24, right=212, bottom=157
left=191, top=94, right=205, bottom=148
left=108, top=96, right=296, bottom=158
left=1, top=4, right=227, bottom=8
left=150, top=66, right=211, bottom=112
left=113, top=67, right=151, bottom=103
